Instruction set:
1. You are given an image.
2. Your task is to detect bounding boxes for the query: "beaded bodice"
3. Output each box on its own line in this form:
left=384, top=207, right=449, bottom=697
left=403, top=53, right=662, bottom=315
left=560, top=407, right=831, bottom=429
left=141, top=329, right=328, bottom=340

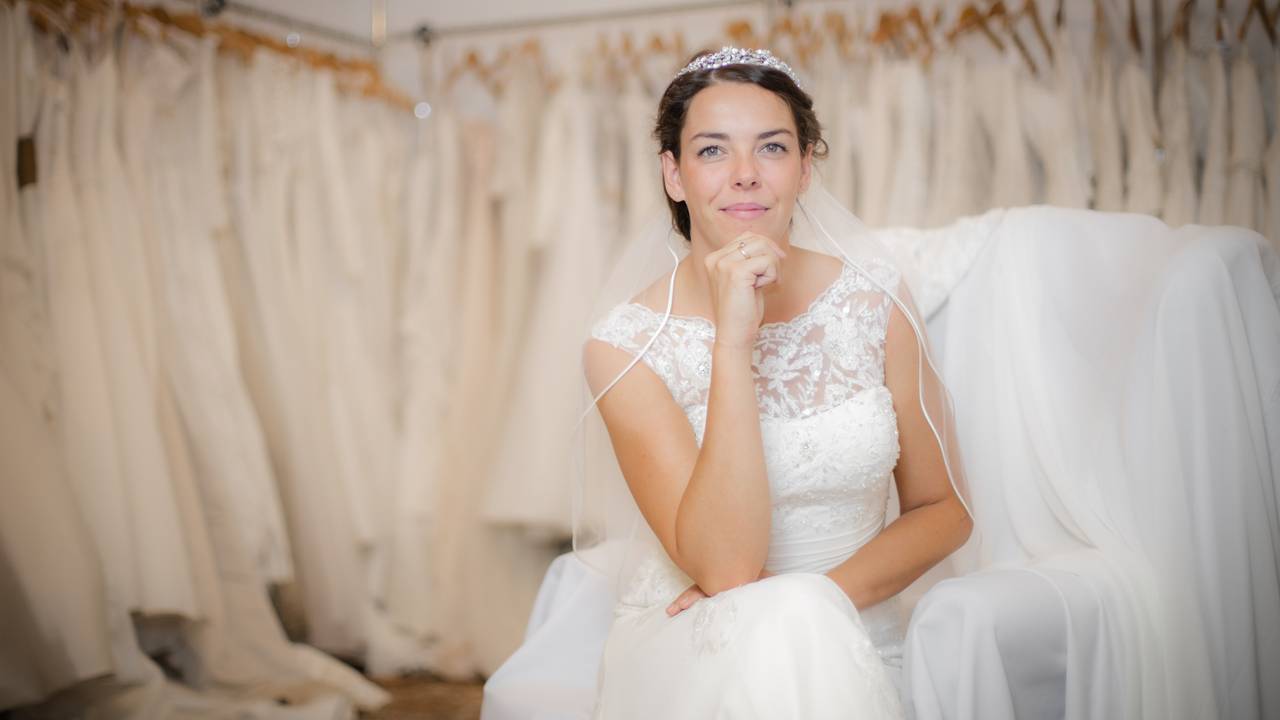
left=590, top=258, right=904, bottom=610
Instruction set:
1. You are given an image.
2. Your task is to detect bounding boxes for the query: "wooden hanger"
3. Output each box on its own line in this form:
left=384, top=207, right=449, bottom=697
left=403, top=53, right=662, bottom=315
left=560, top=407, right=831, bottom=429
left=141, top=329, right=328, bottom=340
left=1238, top=0, right=1277, bottom=44
left=946, top=3, right=1006, bottom=52
left=871, top=9, right=904, bottom=52
left=1170, top=0, right=1195, bottom=45
left=26, top=1, right=72, bottom=38
left=905, top=5, right=937, bottom=58
left=724, top=19, right=760, bottom=50
left=1022, top=0, right=1054, bottom=63
left=989, top=1, right=1040, bottom=74
left=768, top=13, right=819, bottom=68
left=823, top=11, right=855, bottom=57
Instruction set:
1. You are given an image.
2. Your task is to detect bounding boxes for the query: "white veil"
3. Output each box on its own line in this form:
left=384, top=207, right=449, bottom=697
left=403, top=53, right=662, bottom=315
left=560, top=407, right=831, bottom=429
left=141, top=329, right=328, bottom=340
left=569, top=176, right=976, bottom=597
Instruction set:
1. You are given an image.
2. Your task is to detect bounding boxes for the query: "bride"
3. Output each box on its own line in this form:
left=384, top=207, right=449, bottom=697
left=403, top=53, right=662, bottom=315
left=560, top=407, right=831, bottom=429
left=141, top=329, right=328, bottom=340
left=576, top=48, right=974, bottom=718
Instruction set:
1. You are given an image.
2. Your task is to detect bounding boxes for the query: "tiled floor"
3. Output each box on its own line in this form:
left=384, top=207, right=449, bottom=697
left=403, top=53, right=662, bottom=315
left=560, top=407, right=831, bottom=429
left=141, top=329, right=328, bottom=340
left=366, top=677, right=483, bottom=720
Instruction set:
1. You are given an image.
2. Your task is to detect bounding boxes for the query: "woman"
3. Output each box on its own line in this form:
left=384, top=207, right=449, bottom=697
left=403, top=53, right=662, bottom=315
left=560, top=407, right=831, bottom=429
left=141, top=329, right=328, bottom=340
left=578, top=48, right=973, bottom=718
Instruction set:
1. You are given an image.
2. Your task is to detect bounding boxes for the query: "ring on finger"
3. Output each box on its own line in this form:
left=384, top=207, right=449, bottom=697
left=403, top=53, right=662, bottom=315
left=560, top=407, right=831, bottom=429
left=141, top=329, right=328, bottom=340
left=737, top=240, right=750, bottom=259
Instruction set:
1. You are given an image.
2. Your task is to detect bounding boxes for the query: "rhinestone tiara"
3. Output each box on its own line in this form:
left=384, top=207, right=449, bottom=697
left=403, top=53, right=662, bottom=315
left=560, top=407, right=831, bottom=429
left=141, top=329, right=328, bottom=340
left=673, top=46, right=803, bottom=88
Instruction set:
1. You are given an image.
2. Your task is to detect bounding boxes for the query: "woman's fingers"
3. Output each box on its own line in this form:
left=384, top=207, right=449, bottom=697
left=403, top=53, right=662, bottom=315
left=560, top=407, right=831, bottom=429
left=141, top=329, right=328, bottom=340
left=665, top=584, right=708, bottom=617
left=705, top=232, right=786, bottom=271
left=712, top=240, right=783, bottom=289
left=666, top=572, right=778, bottom=617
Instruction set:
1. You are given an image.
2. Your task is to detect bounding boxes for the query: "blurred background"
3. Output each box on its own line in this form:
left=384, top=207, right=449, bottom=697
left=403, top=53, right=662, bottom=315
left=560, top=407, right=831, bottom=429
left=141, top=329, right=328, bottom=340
left=2, top=0, right=1278, bottom=718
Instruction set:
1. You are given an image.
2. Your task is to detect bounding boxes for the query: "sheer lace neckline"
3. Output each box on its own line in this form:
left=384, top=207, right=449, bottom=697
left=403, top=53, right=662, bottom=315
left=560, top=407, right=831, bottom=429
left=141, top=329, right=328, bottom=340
left=626, top=262, right=853, bottom=334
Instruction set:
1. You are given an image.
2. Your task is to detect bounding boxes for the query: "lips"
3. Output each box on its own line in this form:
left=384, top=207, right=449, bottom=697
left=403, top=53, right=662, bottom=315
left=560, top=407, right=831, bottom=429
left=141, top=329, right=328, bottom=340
left=722, top=202, right=768, bottom=221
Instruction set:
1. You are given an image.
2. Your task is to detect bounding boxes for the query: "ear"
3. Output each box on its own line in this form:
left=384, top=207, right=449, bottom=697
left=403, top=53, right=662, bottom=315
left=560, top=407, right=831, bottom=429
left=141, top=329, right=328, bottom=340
left=660, top=150, right=686, bottom=203
left=798, top=143, right=814, bottom=194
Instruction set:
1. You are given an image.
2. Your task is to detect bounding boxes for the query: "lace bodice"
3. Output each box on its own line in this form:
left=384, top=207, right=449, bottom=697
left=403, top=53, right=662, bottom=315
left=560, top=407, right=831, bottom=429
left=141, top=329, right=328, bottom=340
left=590, top=259, right=904, bottom=606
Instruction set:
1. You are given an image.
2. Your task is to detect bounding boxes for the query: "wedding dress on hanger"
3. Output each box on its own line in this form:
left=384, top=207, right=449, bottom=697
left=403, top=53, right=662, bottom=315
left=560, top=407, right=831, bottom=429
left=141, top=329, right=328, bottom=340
left=929, top=57, right=990, bottom=225
left=437, top=72, right=557, bottom=676
left=133, top=32, right=389, bottom=714
left=1226, top=53, right=1265, bottom=231
left=1199, top=49, right=1229, bottom=225
left=979, top=53, right=1033, bottom=210
left=1266, top=48, right=1280, bottom=247
left=2, top=0, right=56, bottom=420
left=884, top=61, right=930, bottom=227
left=490, top=58, right=546, bottom=415
left=390, top=101, right=463, bottom=656
left=72, top=33, right=198, bottom=619
left=484, top=76, right=612, bottom=536
left=858, top=56, right=894, bottom=226
left=814, top=39, right=857, bottom=211
left=1161, top=39, right=1198, bottom=227
left=1259, top=49, right=1280, bottom=245
left=0, top=4, right=114, bottom=706
left=1021, top=33, right=1091, bottom=209
left=1118, top=57, right=1163, bottom=216
left=1088, top=42, right=1125, bottom=211
left=619, top=74, right=664, bottom=249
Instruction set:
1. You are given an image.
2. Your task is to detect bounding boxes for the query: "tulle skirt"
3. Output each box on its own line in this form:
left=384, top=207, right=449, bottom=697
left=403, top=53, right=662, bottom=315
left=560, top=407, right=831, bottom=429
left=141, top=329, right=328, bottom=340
left=592, top=572, right=904, bottom=720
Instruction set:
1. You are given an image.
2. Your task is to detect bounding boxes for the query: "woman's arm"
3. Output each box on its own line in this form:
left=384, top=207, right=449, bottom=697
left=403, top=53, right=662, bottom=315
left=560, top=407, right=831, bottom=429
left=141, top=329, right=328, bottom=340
left=824, top=303, right=973, bottom=610
left=585, top=337, right=772, bottom=597
left=585, top=235, right=788, bottom=596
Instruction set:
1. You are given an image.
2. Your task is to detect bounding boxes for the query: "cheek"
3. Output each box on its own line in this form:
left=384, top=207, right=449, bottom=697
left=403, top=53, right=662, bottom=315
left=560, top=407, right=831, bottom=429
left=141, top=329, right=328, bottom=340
left=764, top=157, right=804, bottom=190
left=682, top=164, right=729, bottom=206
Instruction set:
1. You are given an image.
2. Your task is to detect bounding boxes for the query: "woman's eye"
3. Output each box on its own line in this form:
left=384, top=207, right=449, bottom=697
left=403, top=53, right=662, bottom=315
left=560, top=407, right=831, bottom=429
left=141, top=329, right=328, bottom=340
left=696, top=145, right=723, bottom=158
left=761, top=142, right=788, bottom=154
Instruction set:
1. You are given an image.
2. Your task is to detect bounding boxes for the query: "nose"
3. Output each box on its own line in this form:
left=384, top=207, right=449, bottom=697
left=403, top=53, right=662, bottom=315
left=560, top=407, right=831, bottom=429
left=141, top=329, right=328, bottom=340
left=731, top=155, right=760, bottom=190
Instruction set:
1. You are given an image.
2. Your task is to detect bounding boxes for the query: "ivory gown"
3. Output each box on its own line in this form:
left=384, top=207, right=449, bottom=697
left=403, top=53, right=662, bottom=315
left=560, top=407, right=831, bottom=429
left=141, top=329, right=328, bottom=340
left=1198, top=50, right=1229, bottom=225
left=1161, top=40, right=1198, bottom=228
left=1118, top=57, right=1163, bottom=217
left=587, top=258, right=909, bottom=719
left=1226, top=54, right=1265, bottom=231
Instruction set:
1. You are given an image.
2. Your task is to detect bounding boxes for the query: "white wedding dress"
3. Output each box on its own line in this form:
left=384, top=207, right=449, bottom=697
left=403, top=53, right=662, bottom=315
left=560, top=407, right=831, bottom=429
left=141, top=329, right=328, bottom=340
left=582, top=258, right=908, bottom=719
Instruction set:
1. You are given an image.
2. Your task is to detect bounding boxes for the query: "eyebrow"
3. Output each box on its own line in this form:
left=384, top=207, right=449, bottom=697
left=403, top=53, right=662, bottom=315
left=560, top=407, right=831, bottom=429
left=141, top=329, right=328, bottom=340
left=690, top=129, right=795, bottom=142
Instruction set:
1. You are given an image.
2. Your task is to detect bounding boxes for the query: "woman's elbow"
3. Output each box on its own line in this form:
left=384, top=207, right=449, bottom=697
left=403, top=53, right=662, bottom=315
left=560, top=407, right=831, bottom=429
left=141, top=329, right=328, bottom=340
left=949, top=499, right=974, bottom=552
left=695, top=566, right=762, bottom=596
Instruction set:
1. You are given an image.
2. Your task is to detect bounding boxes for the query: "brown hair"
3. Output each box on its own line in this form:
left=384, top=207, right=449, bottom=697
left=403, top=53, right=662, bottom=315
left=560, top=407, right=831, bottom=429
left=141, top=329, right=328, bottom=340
left=653, top=53, right=828, bottom=241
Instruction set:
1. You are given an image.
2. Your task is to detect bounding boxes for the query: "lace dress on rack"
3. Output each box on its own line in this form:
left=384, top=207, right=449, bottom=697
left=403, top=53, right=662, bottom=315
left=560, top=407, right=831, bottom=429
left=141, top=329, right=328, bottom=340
left=586, top=258, right=908, bottom=719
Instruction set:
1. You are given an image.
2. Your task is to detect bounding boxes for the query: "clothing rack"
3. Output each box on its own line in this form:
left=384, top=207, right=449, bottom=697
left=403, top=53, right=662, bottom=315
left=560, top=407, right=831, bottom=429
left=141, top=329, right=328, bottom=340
left=393, top=0, right=775, bottom=45
left=14, top=0, right=415, bottom=111
left=189, top=0, right=378, bottom=50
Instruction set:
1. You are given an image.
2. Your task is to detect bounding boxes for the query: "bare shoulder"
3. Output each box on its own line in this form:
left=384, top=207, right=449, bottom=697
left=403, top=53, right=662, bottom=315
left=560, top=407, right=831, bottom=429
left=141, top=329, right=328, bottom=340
left=797, top=247, right=845, bottom=285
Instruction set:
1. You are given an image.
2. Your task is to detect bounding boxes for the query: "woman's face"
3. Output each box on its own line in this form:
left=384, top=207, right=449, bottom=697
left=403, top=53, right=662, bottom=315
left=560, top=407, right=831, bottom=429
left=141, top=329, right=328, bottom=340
left=661, top=81, right=813, bottom=250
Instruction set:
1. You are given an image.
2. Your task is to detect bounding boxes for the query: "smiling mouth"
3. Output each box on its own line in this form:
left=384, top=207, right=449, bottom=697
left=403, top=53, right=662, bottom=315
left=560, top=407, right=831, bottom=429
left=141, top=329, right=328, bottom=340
left=722, top=203, right=768, bottom=220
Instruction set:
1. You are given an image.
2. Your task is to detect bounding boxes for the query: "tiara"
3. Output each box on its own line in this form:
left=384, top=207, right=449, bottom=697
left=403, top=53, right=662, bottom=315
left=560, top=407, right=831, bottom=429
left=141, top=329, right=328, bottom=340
left=673, top=46, right=803, bottom=88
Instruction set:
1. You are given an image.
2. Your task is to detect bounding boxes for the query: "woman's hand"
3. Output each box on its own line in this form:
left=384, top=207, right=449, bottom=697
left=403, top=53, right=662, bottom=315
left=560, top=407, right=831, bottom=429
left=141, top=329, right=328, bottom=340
left=704, top=231, right=787, bottom=349
left=666, top=568, right=774, bottom=617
